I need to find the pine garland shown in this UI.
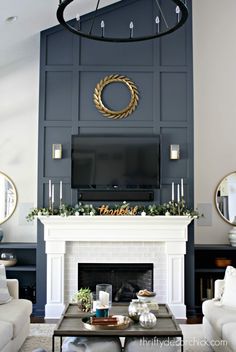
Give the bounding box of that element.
[26,200,199,222]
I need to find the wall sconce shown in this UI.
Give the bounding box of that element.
[52,144,62,159]
[170,144,180,160]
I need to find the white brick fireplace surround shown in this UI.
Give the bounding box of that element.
[39,216,192,319]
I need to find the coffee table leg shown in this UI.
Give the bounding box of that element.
[60,336,63,352]
[52,335,55,352]
[181,336,184,352]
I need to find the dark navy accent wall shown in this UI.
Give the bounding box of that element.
[36,0,194,316]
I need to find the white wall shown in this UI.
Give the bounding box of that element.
[0,35,39,242]
[193,0,236,243]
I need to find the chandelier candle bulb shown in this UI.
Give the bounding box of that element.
[172,182,175,201]
[181,178,184,198]
[129,21,134,38]
[155,16,160,34]
[76,14,80,30]
[176,6,180,22]
[177,184,180,202]
[101,20,105,37]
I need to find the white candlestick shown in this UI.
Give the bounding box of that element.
[52,184,54,204]
[177,184,180,202]
[99,290,109,307]
[49,180,52,198]
[171,182,174,201]
[181,178,184,198]
[60,181,63,200]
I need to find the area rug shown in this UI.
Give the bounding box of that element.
[20,324,58,352]
[20,323,212,352]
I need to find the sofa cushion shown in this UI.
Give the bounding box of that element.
[0,264,12,304]
[0,320,13,350]
[222,323,236,352]
[221,266,236,308]
[202,299,236,337]
[0,299,32,338]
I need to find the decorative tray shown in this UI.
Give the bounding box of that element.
[82,315,131,331]
[0,259,17,267]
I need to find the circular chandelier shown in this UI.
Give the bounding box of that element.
[57,0,189,43]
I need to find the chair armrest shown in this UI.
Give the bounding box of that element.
[214,279,224,299]
[7,279,19,299]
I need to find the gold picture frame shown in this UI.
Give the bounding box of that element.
[93,74,139,120]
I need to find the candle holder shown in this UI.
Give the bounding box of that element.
[96,284,112,308]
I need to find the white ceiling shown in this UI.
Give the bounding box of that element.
[0,0,119,67]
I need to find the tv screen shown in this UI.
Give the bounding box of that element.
[71,135,160,189]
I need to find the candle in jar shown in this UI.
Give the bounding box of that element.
[60,181,63,200]
[181,178,184,198]
[177,184,180,202]
[171,182,174,201]
[99,290,109,307]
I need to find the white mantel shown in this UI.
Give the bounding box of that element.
[39,216,193,319]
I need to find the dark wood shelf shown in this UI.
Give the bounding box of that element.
[195,268,226,273]
[0,242,37,249]
[195,244,235,251]
[194,244,236,310]
[6,265,36,272]
[0,243,37,308]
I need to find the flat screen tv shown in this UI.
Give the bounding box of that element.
[71,135,160,189]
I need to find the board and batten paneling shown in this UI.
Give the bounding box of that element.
[37,0,194,316]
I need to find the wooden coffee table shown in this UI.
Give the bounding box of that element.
[52,303,183,352]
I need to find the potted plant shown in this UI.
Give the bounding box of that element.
[74,288,92,312]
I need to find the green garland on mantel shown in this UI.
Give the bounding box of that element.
[26,200,199,222]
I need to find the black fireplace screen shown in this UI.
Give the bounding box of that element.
[78,263,153,302]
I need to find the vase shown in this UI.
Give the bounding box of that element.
[128,299,149,322]
[228,227,236,247]
[0,229,3,242]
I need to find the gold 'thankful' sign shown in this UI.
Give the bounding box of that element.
[98,205,138,216]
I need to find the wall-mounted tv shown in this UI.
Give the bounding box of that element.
[71,135,160,189]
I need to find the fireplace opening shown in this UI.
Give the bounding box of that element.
[78,263,153,302]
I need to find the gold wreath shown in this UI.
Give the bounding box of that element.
[93,74,139,119]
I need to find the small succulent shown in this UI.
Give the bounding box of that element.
[74,288,92,312]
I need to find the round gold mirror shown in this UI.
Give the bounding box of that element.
[215,172,236,225]
[0,172,17,225]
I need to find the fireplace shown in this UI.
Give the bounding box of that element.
[39,216,192,319]
[78,263,153,302]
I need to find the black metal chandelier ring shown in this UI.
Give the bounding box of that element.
[57,0,188,43]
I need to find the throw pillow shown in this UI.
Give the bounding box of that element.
[0,264,12,304]
[221,266,236,307]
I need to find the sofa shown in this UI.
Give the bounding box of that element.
[0,279,32,352]
[202,278,236,352]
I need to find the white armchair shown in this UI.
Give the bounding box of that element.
[7,279,19,299]
[214,279,224,300]
[202,279,236,352]
[0,279,32,352]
